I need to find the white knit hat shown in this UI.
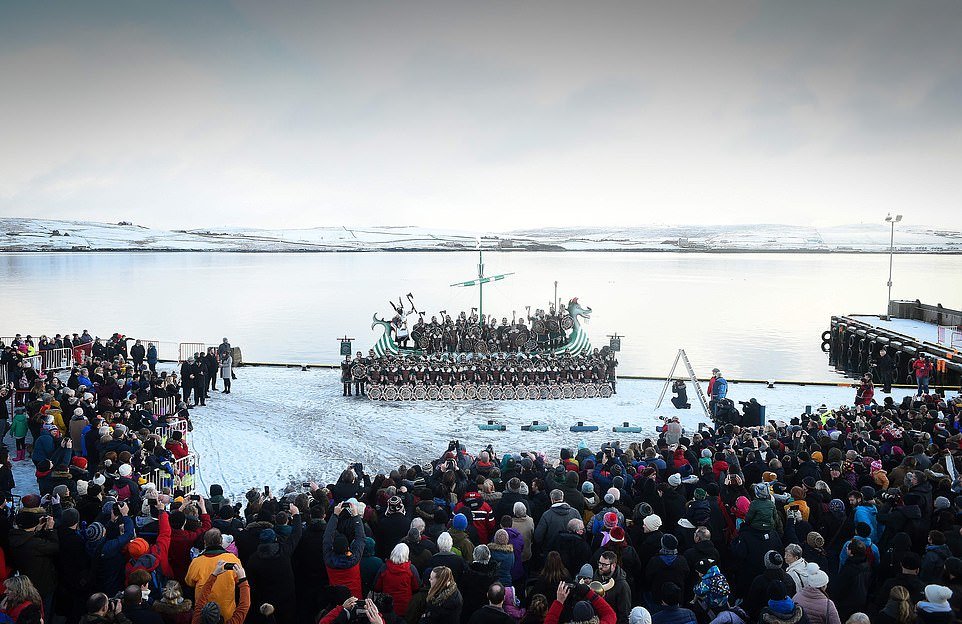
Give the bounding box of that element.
[924,585,952,606]
[804,562,829,589]
[643,514,663,531]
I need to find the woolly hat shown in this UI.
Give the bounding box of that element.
[128,538,149,558]
[762,471,777,482]
[753,483,770,499]
[452,513,468,531]
[259,528,277,544]
[494,529,509,545]
[811,451,823,463]
[73,407,84,417]
[790,486,805,501]
[577,563,594,580]
[573,602,595,622]
[61,507,80,528]
[643,514,663,532]
[71,456,88,470]
[934,496,951,511]
[901,553,922,570]
[924,585,952,606]
[607,487,620,502]
[661,533,679,552]
[806,532,825,550]
[604,492,616,505]
[86,522,106,542]
[764,550,784,569]
[804,563,829,589]
[21,494,41,510]
[694,488,707,501]
[629,607,652,624]
[608,526,625,543]
[200,602,222,624]
[603,512,619,528]
[829,499,845,515]
[76,480,89,496]
[667,473,682,487]
[582,481,595,494]
[859,485,876,501]
[387,496,405,515]
[119,464,133,478]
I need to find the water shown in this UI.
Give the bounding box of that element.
[1,251,959,381]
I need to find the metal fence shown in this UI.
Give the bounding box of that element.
[156,418,190,442]
[178,343,208,363]
[145,453,198,495]
[41,348,73,371]
[151,396,178,417]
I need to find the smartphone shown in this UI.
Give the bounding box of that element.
[190,494,201,501]
[224,562,236,570]
[264,485,270,497]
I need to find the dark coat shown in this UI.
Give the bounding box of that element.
[460,560,500,623]
[829,555,870,620]
[467,606,514,624]
[8,527,59,599]
[375,513,413,559]
[247,519,303,624]
[420,585,462,624]
[554,530,592,577]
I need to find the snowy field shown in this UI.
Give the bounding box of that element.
[7,366,939,500]
[2,218,961,253]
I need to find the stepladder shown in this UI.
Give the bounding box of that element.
[655,349,710,419]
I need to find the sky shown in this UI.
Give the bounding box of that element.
[1,1,960,231]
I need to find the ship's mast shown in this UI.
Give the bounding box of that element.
[450,239,514,326]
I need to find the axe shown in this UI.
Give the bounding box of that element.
[406,293,419,314]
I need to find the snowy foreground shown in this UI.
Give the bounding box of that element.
[2,218,962,253]
[9,366,930,500]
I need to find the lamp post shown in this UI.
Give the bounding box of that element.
[883,213,902,320]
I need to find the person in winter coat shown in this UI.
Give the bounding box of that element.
[185,529,243,621]
[730,525,783,595]
[191,561,251,624]
[758,581,810,624]
[644,534,688,604]
[920,530,951,584]
[488,529,516,586]
[467,582,515,624]
[168,499,213,583]
[0,576,43,624]
[8,511,59,610]
[448,514,475,561]
[597,551,632,624]
[851,488,879,545]
[374,543,421,617]
[87,502,137,597]
[146,343,158,373]
[420,566,462,624]
[744,551,797,620]
[219,355,232,394]
[125,510,173,586]
[461,546,501,624]
[246,507,304,624]
[324,502,367,599]
[429,533,466,582]
[376,497,414,559]
[914,584,953,624]
[746,483,776,531]
[534,491,581,553]
[454,491,496,546]
[554,519,591,577]
[152,580,193,624]
[130,341,146,371]
[828,540,870,622]
[792,564,840,624]
[545,582,615,624]
[10,410,29,462]
[165,432,189,460]
[511,503,535,565]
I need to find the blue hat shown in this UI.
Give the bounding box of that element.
[85,522,106,542]
[452,513,468,531]
[259,528,277,543]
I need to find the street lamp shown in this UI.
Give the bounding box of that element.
[883,213,902,320]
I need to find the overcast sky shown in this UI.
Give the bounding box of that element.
[1,1,960,230]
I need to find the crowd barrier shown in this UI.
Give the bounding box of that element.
[151,396,178,417]
[41,348,73,371]
[145,452,198,495]
[179,342,208,362]
[24,355,42,371]
[156,418,189,442]
[0,366,6,385]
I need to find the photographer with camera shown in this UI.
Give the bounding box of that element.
[85,500,136,598]
[8,508,58,615]
[318,596,384,624]
[545,581,615,624]
[324,500,367,599]
[81,593,132,624]
[191,560,249,624]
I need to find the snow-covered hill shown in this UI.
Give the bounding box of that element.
[1,218,960,253]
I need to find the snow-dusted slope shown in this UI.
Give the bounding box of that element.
[1,218,960,253]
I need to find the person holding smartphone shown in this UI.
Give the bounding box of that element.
[192,560,250,624]
[185,525,244,620]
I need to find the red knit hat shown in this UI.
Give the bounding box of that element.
[127,538,149,558]
[71,456,88,470]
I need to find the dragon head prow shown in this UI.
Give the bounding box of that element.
[372,313,391,330]
[568,297,592,319]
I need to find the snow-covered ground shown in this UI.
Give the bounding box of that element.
[9,366,943,501]
[2,218,961,253]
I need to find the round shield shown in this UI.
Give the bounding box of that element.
[511,333,526,348]
[518,328,530,343]
[414,385,428,400]
[547,319,561,333]
[515,386,528,400]
[418,336,430,349]
[599,383,613,398]
[461,338,474,352]
[383,386,399,401]
[477,385,491,400]
[440,385,454,400]
[501,386,515,400]
[561,316,574,330]
[530,319,545,334]
[550,385,562,400]
[367,385,382,401]
[538,385,550,399]
[465,384,478,400]
[351,363,367,379]
[490,386,503,400]
[475,341,488,354]
[453,384,465,400]
[586,384,598,398]
[427,385,441,400]
[574,383,586,399]
[399,386,413,401]
[561,384,574,399]
[524,339,538,352]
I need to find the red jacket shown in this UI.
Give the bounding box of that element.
[166,439,189,460]
[126,511,174,581]
[913,359,933,379]
[454,492,495,544]
[327,564,363,599]
[169,513,211,582]
[545,590,614,624]
[373,561,420,615]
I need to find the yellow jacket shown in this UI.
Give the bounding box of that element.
[185,551,242,619]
